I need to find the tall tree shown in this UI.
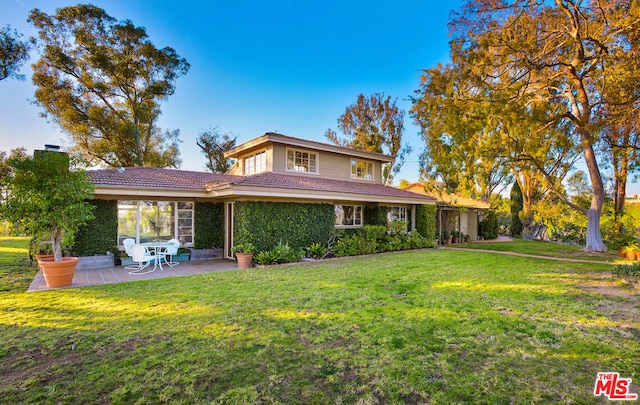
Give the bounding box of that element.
[411,63,513,201]
[0,25,30,82]
[325,93,411,185]
[196,127,237,173]
[439,0,640,252]
[510,180,523,238]
[29,4,190,168]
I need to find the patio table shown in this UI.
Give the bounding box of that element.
[140,241,173,272]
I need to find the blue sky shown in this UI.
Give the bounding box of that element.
[1,0,464,184]
[5,0,632,196]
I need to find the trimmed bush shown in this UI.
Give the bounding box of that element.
[254,242,304,265]
[71,199,118,256]
[335,225,433,257]
[416,204,437,240]
[364,205,388,226]
[234,201,334,252]
[194,202,224,248]
[479,210,499,240]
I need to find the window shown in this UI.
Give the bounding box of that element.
[334,205,362,227]
[117,201,194,247]
[177,202,194,244]
[286,148,318,173]
[387,206,407,223]
[244,151,266,175]
[351,159,373,180]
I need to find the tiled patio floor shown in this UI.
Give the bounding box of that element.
[28,259,239,292]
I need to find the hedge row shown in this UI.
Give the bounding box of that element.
[71,199,118,256]
[194,202,224,248]
[233,201,335,252]
[416,204,437,241]
[334,225,434,257]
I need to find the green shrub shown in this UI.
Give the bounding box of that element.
[364,206,388,226]
[479,210,499,239]
[194,202,224,248]
[388,220,407,235]
[416,204,437,240]
[254,242,303,265]
[612,262,640,282]
[306,242,327,259]
[334,225,433,257]
[71,199,118,256]
[234,202,334,252]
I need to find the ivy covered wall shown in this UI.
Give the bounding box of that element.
[233,201,335,252]
[71,199,118,256]
[416,204,437,241]
[194,202,224,249]
[364,205,388,227]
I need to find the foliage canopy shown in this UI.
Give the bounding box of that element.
[0,150,95,261]
[326,93,411,185]
[0,25,30,82]
[29,4,190,168]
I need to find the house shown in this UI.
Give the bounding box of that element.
[400,183,490,241]
[86,133,436,258]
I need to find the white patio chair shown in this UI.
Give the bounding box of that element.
[123,238,135,254]
[122,238,138,269]
[127,244,156,275]
[162,239,181,267]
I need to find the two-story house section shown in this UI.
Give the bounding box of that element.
[88,133,436,258]
[225,132,389,184]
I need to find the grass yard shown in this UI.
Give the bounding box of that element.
[1,238,639,404]
[456,238,622,263]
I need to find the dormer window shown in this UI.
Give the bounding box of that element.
[351,159,373,180]
[286,148,318,174]
[244,151,266,175]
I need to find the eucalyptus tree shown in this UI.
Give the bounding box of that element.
[425,0,640,251]
[0,25,30,82]
[29,4,190,168]
[325,93,411,185]
[196,127,237,173]
[411,63,512,202]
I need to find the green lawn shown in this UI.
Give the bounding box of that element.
[1,237,638,404]
[456,238,622,262]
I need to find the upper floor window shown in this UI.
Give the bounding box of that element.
[286,148,318,174]
[244,151,266,175]
[351,159,373,180]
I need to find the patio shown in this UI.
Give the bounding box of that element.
[28,258,239,292]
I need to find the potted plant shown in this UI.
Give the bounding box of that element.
[451,231,460,243]
[621,242,639,261]
[231,243,255,269]
[1,149,95,287]
[441,230,451,245]
[463,234,470,242]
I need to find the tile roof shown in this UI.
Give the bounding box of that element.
[227,172,436,201]
[89,167,435,202]
[88,167,239,190]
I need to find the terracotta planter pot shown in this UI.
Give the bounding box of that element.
[451,236,458,243]
[38,257,79,288]
[235,253,254,269]
[625,250,637,260]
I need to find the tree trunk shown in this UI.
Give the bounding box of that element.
[51,227,64,262]
[613,146,628,218]
[582,142,608,252]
